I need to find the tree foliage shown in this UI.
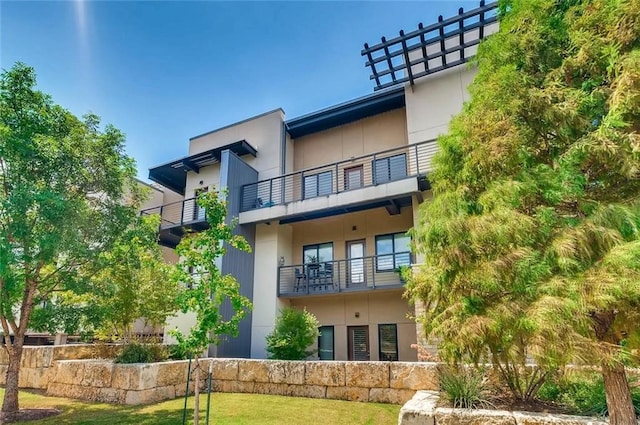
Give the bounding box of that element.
[170,190,253,357]
[30,213,178,341]
[266,307,319,360]
[406,0,640,419]
[0,63,140,413]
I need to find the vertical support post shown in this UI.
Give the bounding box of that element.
[438,16,446,67]
[418,23,429,73]
[458,8,465,61]
[335,163,339,193]
[337,261,341,292]
[159,205,164,229]
[372,154,377,186]
[181,199,186,226]
[301,171,305,200]
[372,257,376,289]
[269,178,273,205]
[479,0,486,39]
[400,30,414,87]
[382,37,396,83]
[205,361,213,425]
[415,143,420,176]
[277,266,281,296]
[364,43,382,89]
[182,356,193,425]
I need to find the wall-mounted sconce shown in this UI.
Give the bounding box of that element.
[355,312,360,318]
[279,256,285,266]
[199,180,204,185]
[352,225,357,231]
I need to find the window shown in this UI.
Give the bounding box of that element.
[303,242,333,264]
[318,326,334,360]
[375,232,411,271]
[304,171,332,198]
[378,324,398,361]
[344,166,363,190]
[373,154,407,184]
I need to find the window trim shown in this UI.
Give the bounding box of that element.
[375,232,411,272]
[318,325,335,360]
[378,323,398,362]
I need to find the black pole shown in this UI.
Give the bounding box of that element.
[205,361,213,425]
[182,355,192,425]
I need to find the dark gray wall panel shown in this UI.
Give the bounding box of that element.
[214,150,258,358]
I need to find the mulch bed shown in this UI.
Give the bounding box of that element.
[0,408,61,424]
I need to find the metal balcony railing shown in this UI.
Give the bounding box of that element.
[240,140,437,213]
[277,253,411,297]
[140,197,206,229]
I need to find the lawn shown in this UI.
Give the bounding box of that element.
[1,389,400,424]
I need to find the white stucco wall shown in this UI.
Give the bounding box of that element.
[250,223,291,358]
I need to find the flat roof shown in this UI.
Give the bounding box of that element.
[285,86,405,139]
[148,140,257,195]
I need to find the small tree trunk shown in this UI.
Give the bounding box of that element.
[2,340,24,414]
[602,362,636,425]
[194,364,200,425]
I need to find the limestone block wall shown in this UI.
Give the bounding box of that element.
[0,344,121,390]
[45,359,440,405]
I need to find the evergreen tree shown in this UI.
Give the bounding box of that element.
[407,1,640,422]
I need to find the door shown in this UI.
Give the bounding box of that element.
[344,165,363,190]
[348,326,370,361]
[347,240,365,286]
[194,187,208,221]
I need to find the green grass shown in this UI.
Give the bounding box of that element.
[2,389,400,424]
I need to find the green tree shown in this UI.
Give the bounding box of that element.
[170,190,252,356]
[406,0,640,422]
[88,214,177,341]
[31,214,178,342]
[266,307,319,360]
[170,190,252,425]
[0,63,140,414]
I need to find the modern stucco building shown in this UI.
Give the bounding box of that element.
[142,2,498,362]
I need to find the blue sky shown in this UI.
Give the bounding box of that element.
[2,0,475,180]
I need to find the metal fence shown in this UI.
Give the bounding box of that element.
[277,254,410,297]
[241,140,437,212]
[140,197,205,229]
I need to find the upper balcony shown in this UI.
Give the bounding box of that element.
[140,197,209,248]
[239,140,436,224]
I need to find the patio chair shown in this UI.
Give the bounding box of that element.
[294,268,306,292]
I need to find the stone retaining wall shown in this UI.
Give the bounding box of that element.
[0,344,120,389]
[45,359,440,405]
[399,391,609,425]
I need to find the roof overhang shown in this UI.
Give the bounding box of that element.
[285,87,405,138]
[148,140,257,195]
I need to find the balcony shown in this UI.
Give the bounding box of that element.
[277,254,410,297]
[140,197,209,248]
[239,140,436,224]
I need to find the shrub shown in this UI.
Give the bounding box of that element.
[538,371,640,417]
[114,343,168,364]
[266,307,319,360]
[438,365,490,409]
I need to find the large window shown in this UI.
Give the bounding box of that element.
[375,232,410,271]
[304,171,332,199]
[303,242,333,264]
[378,324,398,361]
[373,154,407,184]
[318,326,334,360]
